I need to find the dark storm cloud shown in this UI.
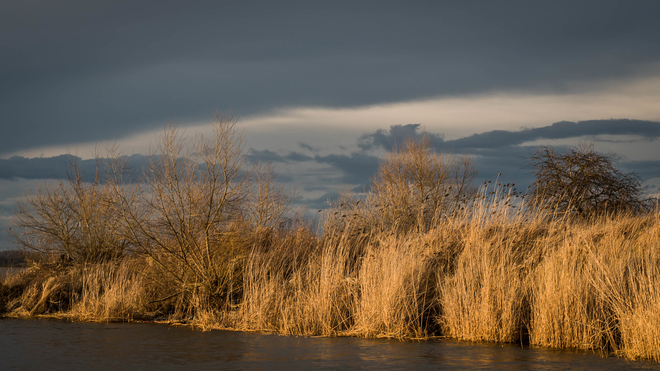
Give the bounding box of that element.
[298,143,317,153]
[248,148,379,185]
[358,124,445,151]
[0,155,91,180]
[3,0,660,155]
[361,120,660,152]
[247,149,313,164]
[622,160,660,180]
[314,153,380,184]
[247,150,287,164]
[0,154,149,181]
[448,120,660,150]
[286,152,313,162]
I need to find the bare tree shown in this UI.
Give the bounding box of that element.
[527,142,648,217]
[106,114,294,310]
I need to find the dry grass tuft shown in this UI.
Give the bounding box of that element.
[69,259,147,321]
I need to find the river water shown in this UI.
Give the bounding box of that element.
[1,318,658,370]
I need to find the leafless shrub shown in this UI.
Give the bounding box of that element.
[9,156,127,264]
[528,142,648,218]
[246,163,295,231]
[106,113,294,312]
[326,135,477,234]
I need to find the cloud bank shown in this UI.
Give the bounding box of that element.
[2,118,659,249]
[3,1,660,155]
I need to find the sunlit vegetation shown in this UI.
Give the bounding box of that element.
[1,116,659,362]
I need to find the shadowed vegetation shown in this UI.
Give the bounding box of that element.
[2,120,660,362]
[528,142,653,218]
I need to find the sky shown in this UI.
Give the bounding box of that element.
[2,0,660,248]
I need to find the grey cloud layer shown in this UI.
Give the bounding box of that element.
[248,150,379,186]
[0,155,94,180]
[0,154,148,181]
[5,120,659,187]
[360,119,660,184]
[448,120,660,150]
[250,119,660,190]
[359,119,660,152]
[3,1,660,155]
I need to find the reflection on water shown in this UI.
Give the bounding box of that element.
[0,318,657,370]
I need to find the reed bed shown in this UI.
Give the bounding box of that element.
[2,206,659,361]
[0,258,147,321]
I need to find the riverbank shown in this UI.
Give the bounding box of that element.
[2,212,659,362]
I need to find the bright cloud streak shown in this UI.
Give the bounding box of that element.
[8,74,660,160]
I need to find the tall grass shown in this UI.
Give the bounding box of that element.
[353,233,440,339]
[0,258,147,321]
[70,259,148,321]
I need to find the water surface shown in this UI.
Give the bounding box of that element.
[1,318,657,370]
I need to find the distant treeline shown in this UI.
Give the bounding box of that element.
[0,250,32,267]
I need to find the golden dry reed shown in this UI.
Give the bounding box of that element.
[4,198,659,361]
